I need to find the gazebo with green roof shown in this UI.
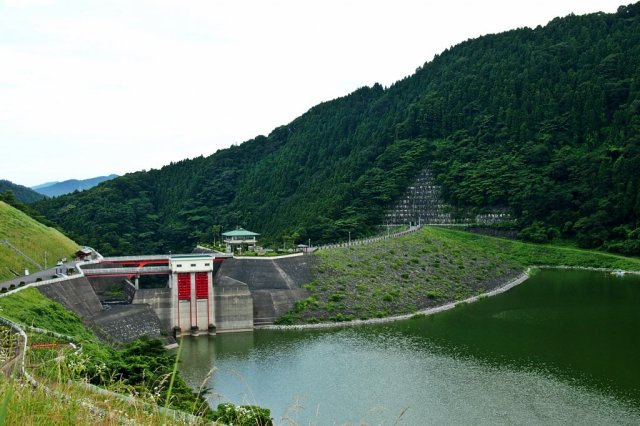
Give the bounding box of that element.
[222,228,260,253]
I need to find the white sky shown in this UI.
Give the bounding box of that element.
[0,0,623,187]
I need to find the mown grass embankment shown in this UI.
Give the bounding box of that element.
[0,201,79,281]
[277,226,640,324]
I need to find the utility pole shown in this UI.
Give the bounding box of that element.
[44,251,47,269]
[348,231,351,245]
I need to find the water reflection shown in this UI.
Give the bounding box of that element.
[178,270,640,424]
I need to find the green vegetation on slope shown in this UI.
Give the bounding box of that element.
[0,180,45,203]
[0,201,79,281]
[0,376,202,425]
[278,227,640,324]
[0,289,274,424]
[431,227,640,270]
[0,288,210,417]
[36,4,640,256]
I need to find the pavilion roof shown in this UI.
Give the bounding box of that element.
[222,228,260,237]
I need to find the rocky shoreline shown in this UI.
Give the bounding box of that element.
[257,269,531,331]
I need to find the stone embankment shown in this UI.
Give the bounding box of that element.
[258,270,530,331]
[383,168,512,226]
[384,169,456,225]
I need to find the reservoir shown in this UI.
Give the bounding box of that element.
[178,269,640,424]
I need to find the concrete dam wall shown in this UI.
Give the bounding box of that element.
[35,254,313,340]
[38,276,166,343]
[129,254,312,334]
[217,256,312,326]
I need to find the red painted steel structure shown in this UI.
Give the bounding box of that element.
[177,273,191,300]
[195,272,210,326]
[177,273,191,329]
[195,273,208,298]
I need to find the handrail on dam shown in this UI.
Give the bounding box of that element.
[101,254,170,262]
[82,266,171,277]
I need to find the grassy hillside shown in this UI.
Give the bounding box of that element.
[278,227,640,324]
[0,201,79,281]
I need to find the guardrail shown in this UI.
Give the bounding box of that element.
[82,266,171,276]
[0,315,37,386]
[317,225,423,250]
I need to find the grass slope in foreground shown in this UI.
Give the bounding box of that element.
[0,201,79,281]
[279,227,640,324]
[0,288,273,425]
[0,288,211,423]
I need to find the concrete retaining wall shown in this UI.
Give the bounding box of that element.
[90,304,165,343]
[132,288,172,331]
[214,275,254,332]
[35,276,168,344]
[37,276,103,319]
[217,256,312,326]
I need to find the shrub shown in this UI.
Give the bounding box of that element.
[274,314,294,325]
[426,291,444,299]
[329,292,345,302]
[213,403,273,426]
[330,313,354,322]
[8,284,15,290]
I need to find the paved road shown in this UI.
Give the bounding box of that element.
[0,260,82,290]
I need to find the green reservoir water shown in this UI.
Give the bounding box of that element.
[178,269,640,424]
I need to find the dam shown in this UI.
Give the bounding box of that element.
[78,252,312,338]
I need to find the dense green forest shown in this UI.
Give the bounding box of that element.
[36,3,640,256]
[0,179,45,203]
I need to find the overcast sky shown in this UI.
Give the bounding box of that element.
[0,0,624,187]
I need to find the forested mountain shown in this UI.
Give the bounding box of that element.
[36,4,640,256]
[0,180,46,203]
[32,174,119,197]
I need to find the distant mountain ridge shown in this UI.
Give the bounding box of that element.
[32,174,118,197]
[32,181,60,190]
[0,179,45,203]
